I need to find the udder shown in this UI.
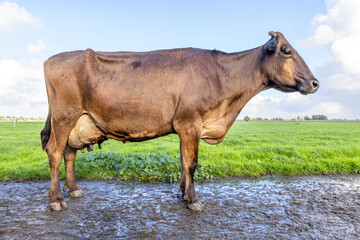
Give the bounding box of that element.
[68,114,106,152]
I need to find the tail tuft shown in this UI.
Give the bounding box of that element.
[41,113,52,150]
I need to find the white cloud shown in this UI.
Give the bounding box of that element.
[27,40,46,54]
[327,72,360,91]
[239,93,350,120]
[0,58,47,117]
[302,24,335,47]
[294,0,360,119]
[307,101,347,116]
[239,93,306,119]
[303,0,360,76]
[0,1,40,36]
[0,2,45,116]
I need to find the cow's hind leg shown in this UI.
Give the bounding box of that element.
[63,145,83,198]
[176,121,204,211]
[45,121,74,211]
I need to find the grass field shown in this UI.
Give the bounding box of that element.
[0,121,359,181]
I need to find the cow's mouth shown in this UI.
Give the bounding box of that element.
[268,79,298,93]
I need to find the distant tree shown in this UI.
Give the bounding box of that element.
[312,114,328,120]
[244,116,250,121]
[272,117,284,121]
[304,116,311,120]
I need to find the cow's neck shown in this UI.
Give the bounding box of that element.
[216,46,267,121]
[201,47,268,144]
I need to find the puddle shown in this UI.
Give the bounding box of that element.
[1,175,360,239]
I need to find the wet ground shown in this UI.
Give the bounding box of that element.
[1,175,360,240]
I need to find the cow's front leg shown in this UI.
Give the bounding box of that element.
[63,145,83,198]
[177,123,204,211]
[179,145,187,198]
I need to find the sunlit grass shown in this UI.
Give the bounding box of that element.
[0,121,359,181]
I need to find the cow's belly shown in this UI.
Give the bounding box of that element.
[104,121,174,143]
[82,82,178,142]
[91,113,173,142]
[68,114,175,149]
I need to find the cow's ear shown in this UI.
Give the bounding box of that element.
[265,37,277,54]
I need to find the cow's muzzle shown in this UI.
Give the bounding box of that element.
[298,78,320,95]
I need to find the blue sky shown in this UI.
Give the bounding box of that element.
[1,0,359,119]
[2,1,326,59]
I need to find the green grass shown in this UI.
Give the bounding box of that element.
[0,121,359,181]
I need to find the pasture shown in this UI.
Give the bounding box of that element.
[0,121,359,181]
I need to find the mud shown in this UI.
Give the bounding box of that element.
[1,175,360,239]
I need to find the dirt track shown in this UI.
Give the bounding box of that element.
[1,175,360,239]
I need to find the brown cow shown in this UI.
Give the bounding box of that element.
[41,31,319,211]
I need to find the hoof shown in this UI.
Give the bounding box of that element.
[69,189,84,198]
[188,201,205,211]
[49,200,68,211]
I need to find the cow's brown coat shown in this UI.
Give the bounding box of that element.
[41,32,319,211]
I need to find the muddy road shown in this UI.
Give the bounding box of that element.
[1,175,360,239]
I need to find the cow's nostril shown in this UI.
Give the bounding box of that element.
[312,79,319,89]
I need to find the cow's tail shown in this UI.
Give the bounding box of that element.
[41,111,51,150]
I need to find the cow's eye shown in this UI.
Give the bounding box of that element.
[281,45,291,57]
[283,49,291,55]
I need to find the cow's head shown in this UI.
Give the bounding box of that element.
[262,31,319,95]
